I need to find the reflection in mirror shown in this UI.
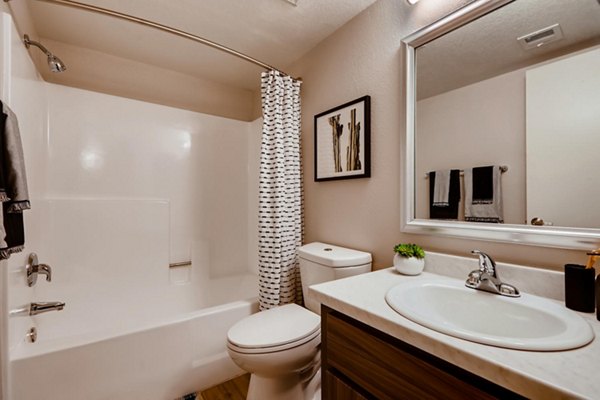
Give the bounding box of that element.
[415,0,600,228]
[414,0,600,229]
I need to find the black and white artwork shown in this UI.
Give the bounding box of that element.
[314,95,370,181]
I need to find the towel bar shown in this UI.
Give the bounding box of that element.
[425,165,508,178]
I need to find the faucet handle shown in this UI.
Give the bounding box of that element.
[26,253,52,287]
[38,263,52,282]
[471,250,496,276]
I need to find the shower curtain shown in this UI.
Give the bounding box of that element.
[258,70,303,311]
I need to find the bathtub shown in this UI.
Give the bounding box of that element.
[10,296,258,400]
[7,199,260,399]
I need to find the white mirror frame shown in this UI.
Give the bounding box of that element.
[401,0,600,250]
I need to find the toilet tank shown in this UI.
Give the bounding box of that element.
[298,242,372,314]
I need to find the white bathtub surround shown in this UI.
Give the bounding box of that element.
[45,83,254,279]
[309,252,600,399]
[258,70,303,310]
[1,57,262,397]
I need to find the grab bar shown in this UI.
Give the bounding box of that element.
[169,261,191,268]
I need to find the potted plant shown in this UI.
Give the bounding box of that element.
[393,243,425,275]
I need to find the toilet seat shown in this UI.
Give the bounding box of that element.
[227,303,320,354]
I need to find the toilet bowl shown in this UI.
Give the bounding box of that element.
[227,304,321,399]
[226,242,372,400]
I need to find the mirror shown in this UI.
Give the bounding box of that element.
[401,0,600,249]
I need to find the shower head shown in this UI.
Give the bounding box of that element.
[23,34,67,73]
[46,53,67,73]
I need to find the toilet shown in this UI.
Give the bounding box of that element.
[227,242,372,400]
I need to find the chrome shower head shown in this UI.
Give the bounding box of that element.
[23,34,67,73]
[46,54,67,73]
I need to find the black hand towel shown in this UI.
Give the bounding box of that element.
[429,169,460,219]
[464,166,504,223]
[472,166,494,204]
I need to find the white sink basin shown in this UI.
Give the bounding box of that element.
[385,277,594,351]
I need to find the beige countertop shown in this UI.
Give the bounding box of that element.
[309,253,600,399]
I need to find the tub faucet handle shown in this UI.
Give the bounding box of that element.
[26,253,52,287]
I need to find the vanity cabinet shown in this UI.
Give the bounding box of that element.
[321,306,524,400]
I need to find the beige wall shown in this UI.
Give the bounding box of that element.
[289,0,585,271]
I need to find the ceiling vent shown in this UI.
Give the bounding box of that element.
[517,23,564,50]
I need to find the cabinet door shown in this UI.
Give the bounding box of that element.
[322,307,521,400]
[324,371,369,400]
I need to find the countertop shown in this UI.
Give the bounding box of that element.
[309,255,600,399]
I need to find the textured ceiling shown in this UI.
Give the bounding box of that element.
[24,0,379,90]
[417,0,600,99]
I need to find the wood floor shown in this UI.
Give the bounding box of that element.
[198,374,250,400]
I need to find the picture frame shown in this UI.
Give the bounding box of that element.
[314,95,371,181]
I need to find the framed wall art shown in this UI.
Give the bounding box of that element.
[314,95,370,181]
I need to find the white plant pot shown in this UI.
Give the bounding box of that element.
[393,254,425,276]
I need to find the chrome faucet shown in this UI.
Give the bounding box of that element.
[465,250,520,297]
[10,301,66,317]
[29,301,65,316]
[26,253,52,287]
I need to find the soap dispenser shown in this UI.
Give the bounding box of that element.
[590,249,600,321]
[564,263,595,312]
[597,271,600,321]
[564,248,600,314]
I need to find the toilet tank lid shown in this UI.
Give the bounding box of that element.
[298,242,372,267]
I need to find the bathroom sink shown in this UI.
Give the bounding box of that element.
[385,277,594,351]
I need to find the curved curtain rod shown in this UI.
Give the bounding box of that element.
[5,0,300,80]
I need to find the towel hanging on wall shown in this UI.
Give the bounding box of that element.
[429,169,461,219]
[464,165,503,223]
[0,100,30,259]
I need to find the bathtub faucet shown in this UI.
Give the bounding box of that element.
[29,301,65,316]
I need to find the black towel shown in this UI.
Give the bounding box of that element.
[472,166,494,204]
[1,208,24,256]
[0,100,30,259]
[429,169,460,219]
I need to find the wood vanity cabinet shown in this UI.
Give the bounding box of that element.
[321,306,525,400]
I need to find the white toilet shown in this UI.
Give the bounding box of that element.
[227,242,372,400]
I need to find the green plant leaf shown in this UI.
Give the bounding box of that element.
[393,243,425,259]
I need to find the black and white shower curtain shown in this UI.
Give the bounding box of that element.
[258,70,303,311]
